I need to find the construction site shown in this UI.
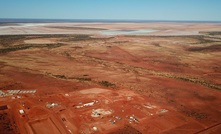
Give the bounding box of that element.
[0,87,214,134]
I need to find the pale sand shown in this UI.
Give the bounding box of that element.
[0,22,221,36]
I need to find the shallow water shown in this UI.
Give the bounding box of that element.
[101,29,158,35]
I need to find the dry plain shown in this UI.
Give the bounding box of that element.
[0,22,221,134]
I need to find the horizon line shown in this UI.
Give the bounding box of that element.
[0,18,221,23]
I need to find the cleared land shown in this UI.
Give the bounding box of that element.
[0,23,221,134]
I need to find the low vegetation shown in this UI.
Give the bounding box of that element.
[98,81,116,87]
[187,44,221,52]
[200,31,221,36]
[181,110,208,120]
[0,43,65,53]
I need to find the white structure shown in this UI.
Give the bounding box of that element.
[46,103,59,108]
[93,126,98,131]
[91,109,112,117]
[0,90,6,97]
[83,102,95,107]
[19,109,25,114]
[75,100,98,108]
[8,90,20,94]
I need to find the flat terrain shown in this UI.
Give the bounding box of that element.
[0,22,221,35]
[0,23,221,134]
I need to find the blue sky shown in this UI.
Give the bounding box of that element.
[0,0,221,21]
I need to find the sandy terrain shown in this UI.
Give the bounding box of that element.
[0,22,221,35]
[0,23,221,134]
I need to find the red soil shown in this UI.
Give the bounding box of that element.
[0,31,221,133]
